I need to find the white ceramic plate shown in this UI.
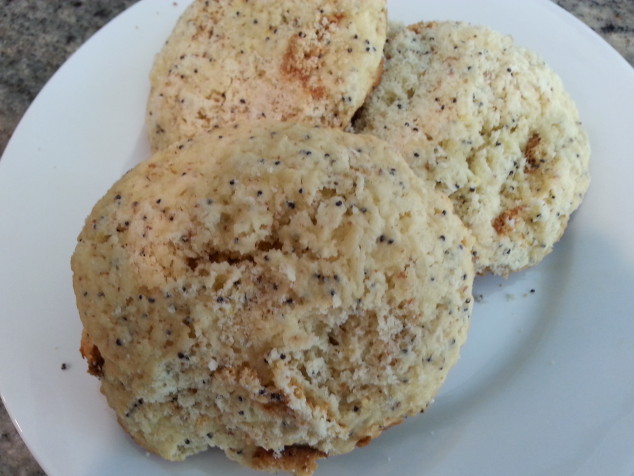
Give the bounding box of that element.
[1,1,633,475]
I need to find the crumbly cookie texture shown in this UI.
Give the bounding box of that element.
[354,21,590,276]
[146,0,387,151]
[72,121,474,475]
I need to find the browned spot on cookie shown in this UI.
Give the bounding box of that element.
[261,393,290,413]
[80,331,104,377]
[281,36,326,99]
[356,436,372,447]
[280,13,347,101]
[407,21,445,39]
[492,206,524,236]
[385,418,404,429]
[252,445,326,476]
[308,84,327,100]
[524,132,543,173]
[324,12,345,26]
[191,22,213,42]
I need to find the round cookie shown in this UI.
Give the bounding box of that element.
[354,21,591,276]
[146,0,387,151]
[72,121,474,475]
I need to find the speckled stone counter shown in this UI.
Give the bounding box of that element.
[0,1,633,475]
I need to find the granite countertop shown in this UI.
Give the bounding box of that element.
[0,1,633,475]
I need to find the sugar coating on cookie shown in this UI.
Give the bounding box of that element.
[146,0,387,151]
[354,21,590,276]
[72,121,474,475]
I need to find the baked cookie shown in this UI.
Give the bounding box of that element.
[146,0,387,151]
[72,121,474,475]
[354,21,590,276]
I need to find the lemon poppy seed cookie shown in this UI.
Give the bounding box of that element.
[72,121,474,475]
[354,21,590,276]
[146,0,387,151]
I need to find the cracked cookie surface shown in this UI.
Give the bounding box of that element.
[146,0,387,151]
[72,120,474,475]
[354,21,590,275]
